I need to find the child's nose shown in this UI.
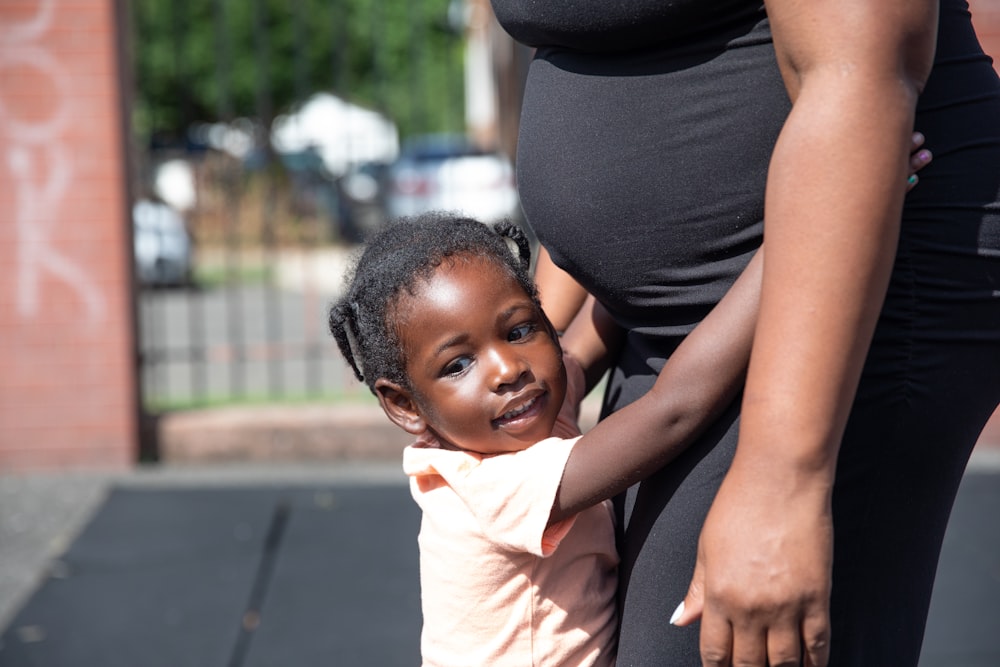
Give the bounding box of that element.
[488,348,528,391]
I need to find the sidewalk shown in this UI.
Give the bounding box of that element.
[0,462,419,667]
[1,409,998,666]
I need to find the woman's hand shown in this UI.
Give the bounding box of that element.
[672,462,834,666]
[907,132,932,190]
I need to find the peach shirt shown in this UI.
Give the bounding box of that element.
[402,355,619,666]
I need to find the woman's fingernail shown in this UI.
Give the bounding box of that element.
[908,174,918,186]
[913,131,924,143]
[918,149,931,162]
[670,600,685,625]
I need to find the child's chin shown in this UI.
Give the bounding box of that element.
[500,422,558,451]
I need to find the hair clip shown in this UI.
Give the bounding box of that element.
[345,302,366,381]
[503,236,521,263]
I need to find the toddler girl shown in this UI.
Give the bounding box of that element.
[329,213,759,666]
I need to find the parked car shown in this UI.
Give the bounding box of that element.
[385,134,520,223]
[254,147,388,243]
[133,198,193,287]
[275,147,343,233]
[336,160,391,242]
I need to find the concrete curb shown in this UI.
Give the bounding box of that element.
[159,403,410,463]
[157,399,606,463]
[156,398,1000,466]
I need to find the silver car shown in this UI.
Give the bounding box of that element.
[385,134,520,223]
[133,198,193,287]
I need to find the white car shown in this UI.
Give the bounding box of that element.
[133,198,193,287]
[385,135,520,223]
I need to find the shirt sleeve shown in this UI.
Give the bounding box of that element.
[404,436,583,557]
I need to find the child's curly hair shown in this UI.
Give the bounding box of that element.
[328,212,539,393]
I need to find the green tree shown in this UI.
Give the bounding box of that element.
[132,0,466,146]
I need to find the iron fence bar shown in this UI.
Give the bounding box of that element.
[214,0,247,400]
[371,0,387,113]
[183,292,207,402]
[212,0,234,121]
[169,0,193,136]
[444,8,461,133]
[132,1,154,406]
[293,0,308,108]
[332,0,349,97]
[252,0,273,129]
[253,0,285,399]
[169,0,209,402]
[141,295,166,402]
[408,0,427,134]
[291,0,327,397]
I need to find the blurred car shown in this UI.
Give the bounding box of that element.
[385,134,520,223]
[133,198,193,287]
[336,160,391,242]
[275,147,343,232]
[253,147,387,243]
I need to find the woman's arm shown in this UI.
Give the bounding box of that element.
[549,251,762,523]
[535,245,589,333]
[672,2,938,666]
[539,241,622,391]
[559,294,623,392]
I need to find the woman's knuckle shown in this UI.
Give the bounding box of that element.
[701,647,730,666]
[805,634,830,653]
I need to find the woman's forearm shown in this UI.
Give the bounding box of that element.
[739,82,915,476]
[737,0,937,477]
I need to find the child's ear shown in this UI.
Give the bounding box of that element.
[374,379,427,435]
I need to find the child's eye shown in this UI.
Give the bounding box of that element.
[442,357,472,377]
[508,323,537,342]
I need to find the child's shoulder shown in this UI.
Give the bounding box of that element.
[403,436,481,474]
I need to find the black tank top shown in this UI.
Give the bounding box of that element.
[492,0,999,415]
[496,0,782,410]
[492,0,763,53]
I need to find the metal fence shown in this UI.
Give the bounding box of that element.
[130,0,514,413]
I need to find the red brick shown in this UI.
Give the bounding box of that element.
[0,0,136,471]
[970,0,1000,71]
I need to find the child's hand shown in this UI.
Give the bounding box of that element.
[907,131,932,191]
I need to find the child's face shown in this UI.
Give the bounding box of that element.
[391,255,567,455]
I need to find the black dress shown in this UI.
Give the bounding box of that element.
[492,0,1000,664]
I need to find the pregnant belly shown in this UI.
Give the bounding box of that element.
[517,39,788,334]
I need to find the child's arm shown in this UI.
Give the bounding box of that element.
[549,250,762,524]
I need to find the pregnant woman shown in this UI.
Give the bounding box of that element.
[490,0,1000,664]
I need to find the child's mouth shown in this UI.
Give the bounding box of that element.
[493,393,545,429]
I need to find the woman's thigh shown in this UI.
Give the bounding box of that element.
[615,246,1000,666]
[615,403,739,664]
[828,237,1000,664]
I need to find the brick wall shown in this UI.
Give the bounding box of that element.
[970,0,1000,71]
[0,0,136,470]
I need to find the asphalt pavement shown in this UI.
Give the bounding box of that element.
[1,447,998,666]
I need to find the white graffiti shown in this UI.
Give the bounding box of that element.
[2,0,107,328]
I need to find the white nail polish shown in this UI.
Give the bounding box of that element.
[670,600,685,625]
